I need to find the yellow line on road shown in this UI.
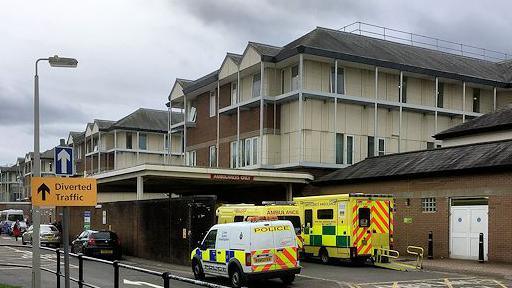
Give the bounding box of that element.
[392,282,398,288]
[444,278,453,288]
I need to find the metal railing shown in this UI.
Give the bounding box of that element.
[340,21,510,62]
[0,244,228,288]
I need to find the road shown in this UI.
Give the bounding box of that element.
[0,236,509,288]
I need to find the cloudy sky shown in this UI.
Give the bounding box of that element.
[1,0,511,165]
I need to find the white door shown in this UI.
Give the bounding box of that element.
[450,205,488,260]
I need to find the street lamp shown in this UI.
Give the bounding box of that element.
[33,55,77,288]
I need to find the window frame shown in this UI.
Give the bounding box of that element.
[291,65,299,91]
[437,82,444,108]
[401,76,407,103]
[317,209,334,220]
[186,150,196,167]
[473,88,480,113]
[330,66,345,94]
[367,136,375,158]
[335,133,344,164]
[421,197,437,213]
[209,145,217,167]
[378,138,385,156]
[231,82,237,106]
[202,229,217,250]
[209,91,216,117]
[346,135,354,165]
[252,73,261,98]
[358,208,371,227]
[230,141,238,168]
[138,133,147,150]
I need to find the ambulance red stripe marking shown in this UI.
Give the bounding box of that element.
[371,217,386,234]
[371,206,389,230]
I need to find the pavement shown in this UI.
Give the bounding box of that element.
[0,236,510,288]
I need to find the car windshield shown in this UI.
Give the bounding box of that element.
[92,232,117,240]
[8,214,23,222]
[40,225,57,232]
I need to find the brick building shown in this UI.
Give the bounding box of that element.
[313,106,512,263]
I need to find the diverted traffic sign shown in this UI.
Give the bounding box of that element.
[55,146,74,176]
[31,177,97,207]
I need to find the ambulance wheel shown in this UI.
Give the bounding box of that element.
[280,273,295,285]
[192,260,205,280]
[319,248,330,264]
[229,266,245,288]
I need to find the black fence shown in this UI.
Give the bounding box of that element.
[0,244,228,288]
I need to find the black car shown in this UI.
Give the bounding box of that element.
[71,230,122,259]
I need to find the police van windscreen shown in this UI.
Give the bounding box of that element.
[277,216,301,235]
[7,214,23,222]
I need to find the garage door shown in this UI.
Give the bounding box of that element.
[450,204,488,260]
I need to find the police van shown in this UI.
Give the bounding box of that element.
[191,220,301,288]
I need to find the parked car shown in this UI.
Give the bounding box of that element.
[22,224,61,247]
[71,230,121,260]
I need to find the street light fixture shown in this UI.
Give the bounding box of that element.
[33,55,77,288]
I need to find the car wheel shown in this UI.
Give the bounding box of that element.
[280,273,295,285]
[229,266,245,288]
[192,260,205,281]
[319,248,330,264]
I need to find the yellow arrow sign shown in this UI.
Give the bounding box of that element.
[31,177,97,207]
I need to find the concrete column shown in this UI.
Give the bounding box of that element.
[136,176,143,200]
[374,67,378,157]
[298,54,304,163]
[286,183,293,201]
[236,69,240,168]
[98,132,101,173]
[217,80,220,167]
[435,77,439,134]
[462,81,466,122]
[259,62,264,166]
[334,59,338,162]
[398,71,403,153]
[114,131,117,170]
[493,87,497,111]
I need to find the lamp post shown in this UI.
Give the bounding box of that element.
[33,55,77,288]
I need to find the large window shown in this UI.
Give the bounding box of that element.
[209,145,217,167]
[346,135,354,165]
[186,150,196,167]
[401,76,408,103]
[378,138,385,156]
[231,82,237,105]
[330,66,345,94]
[335,133,344,164]
[422,198,437,213]
[291,65,299,91]
[473,88,480,113]
[230,141,238,168]
[252,73,261,98]
[437,82,444,108]
[317,209,334,220]
[243,137,258,166]
[209,91,216,117]
[126,133,133,149]
[139,133,147,150]
[367,136,375,158]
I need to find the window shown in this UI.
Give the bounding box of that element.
[126,133,133,149]
[209,145,217,167]
[164,135,169,151]
[230,141,238,168]
[202,229,217,249]
[187,104,197,122]
[233,216,244,222]
[76,146,82,159]
[378,138,385,156]
[346,135,354,164]
[231,82,237,105]
[330,66,345,94]
[278,216,301,235]
[209,91,216,117]
[473,88,480,113]
[401,76,407,103]
[304,209,313,229]
[186,150,196,167]
[317,209,334,220]
[139,133,147,150]
[358,208,371,227]
[242,137,258,166]
[281,69,285,94]
[367,136,375,158]
[252,73,261,98]
[335,133,344,164]
[93,138,98,152]
[422,198,436,212]
[291,65,299,91]
[427,142,435,150]
[437,82,444,108]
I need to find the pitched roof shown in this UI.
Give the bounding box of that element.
[227,53,243,65]
[435,105,512,140]
[182,70,219,94]
[95,119,115,130]
[176,78,192,88]
[0,165,18,172]
[315,140,512,185]
[108,108,181,133]
[248,42,282,58]
[68,131,85,144]
[273,27,508,87]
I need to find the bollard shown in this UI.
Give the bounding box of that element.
[113,261,120,288]
[162,272,170,288]
[78,254,84,288]
[56,249,61,288]
[427,231,433,259]
[479,233,484,263]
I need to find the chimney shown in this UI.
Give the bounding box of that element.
[60,138,66,146]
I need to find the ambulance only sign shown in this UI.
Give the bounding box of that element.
[31,177,97,207]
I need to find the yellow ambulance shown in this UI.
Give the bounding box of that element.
[294,193,394,264]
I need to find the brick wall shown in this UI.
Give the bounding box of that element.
[313,171,512,263]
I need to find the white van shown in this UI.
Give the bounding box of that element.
[0,210,26,234]
[191,220,301,288]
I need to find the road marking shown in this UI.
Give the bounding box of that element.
[391,282,398,288]
[493,280,507,288]
[444,278,453,288]
[358,276,476,285]
[298,274,352,288]
[0,267,30,270]
[2,237,11,240]
[123,279,164,288]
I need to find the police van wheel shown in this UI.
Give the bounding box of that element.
[229,267,245,288]
[280,273,295,285]
[319,248,330,264]
[192,260,205,280]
